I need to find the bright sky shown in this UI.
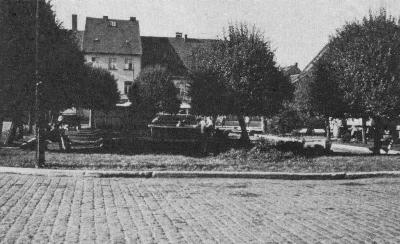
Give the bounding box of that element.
[52,0,400,69]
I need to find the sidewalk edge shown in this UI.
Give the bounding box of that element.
[1,167,400,180]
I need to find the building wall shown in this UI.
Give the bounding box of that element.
[84,53,141,101]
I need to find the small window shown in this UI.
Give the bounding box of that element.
[124,58,133,70]
[109,20,117,27]
[108,58,117,70]
[90,57,99,67]
[124,81,133,94]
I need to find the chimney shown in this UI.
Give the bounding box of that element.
[175,32,182,38]
[130,17,136,22]
[72,14,77,31]
[184,34,188,41]
[103,16,108,20]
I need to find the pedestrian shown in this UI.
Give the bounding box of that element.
[245,116,250,128]
[382,127,393,153]
[205,116,214,136]
[197,117,207,154]
[350,125,357,141]
[56,112,64,128]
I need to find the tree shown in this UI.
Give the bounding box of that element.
[79,65,120,111]
[189,44,230,121]
[309,58,348,139]
[190,23,293,143]
[128,65,180,122]
[323,10,400,154]
[0,0,87,145]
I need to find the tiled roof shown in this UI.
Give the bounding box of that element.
[167,37,213,70]
[293,44,329,83]
[302,44,329,73]
[141,36,187,76]
[83,17,142,55]
[141,36,213,76]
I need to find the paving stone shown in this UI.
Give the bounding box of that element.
[0,174,399,243]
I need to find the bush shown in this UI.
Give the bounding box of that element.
[255,138,304,153]
[218,139,301,163]
[218,147,296,163]
[217,137,330,164]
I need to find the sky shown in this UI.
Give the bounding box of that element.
[52,0,400,70]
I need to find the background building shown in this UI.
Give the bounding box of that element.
[74,14,142,104]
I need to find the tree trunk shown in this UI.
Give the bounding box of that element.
[36,113,46,167]
[89,109,93,128]
[361,117,367,144]
[212,116,217,129]
[372,117,382,155]
[237,114,250,144]
[325,117,331,140]
[0,116,3,145]
[340,118,347,138]
[28,111,34,134]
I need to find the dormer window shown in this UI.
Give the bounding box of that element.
[109,20,117,27]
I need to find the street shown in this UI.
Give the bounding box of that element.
[0,174,399,243]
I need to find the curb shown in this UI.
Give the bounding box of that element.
[151,171,347,180]
[1,167,400,180]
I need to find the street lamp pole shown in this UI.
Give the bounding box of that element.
[34,0,44,167]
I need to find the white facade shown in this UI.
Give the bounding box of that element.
[85,53,141,101]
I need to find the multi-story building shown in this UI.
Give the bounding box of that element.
[72,14,213,127]
[73,14,142,104]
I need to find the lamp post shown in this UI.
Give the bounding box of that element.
[34,0,45,167]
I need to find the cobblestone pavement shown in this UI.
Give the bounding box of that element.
[0,174,400,243]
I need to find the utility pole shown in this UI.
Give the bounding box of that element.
[35,0,45,167]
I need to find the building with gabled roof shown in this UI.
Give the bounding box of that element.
[74,15,142,104]
[83,17,142,55]
[291,44,329,84]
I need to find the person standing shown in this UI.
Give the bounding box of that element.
[199,117,207,154]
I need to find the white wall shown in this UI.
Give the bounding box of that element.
[84,53,141,100]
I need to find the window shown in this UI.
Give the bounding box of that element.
[124,81,133,94]
[124,58,133,70]
[108,57,117,70]
[109,20,117,27]
[90,57,100,67]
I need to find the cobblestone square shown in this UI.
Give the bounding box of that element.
[0,174,400,243]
